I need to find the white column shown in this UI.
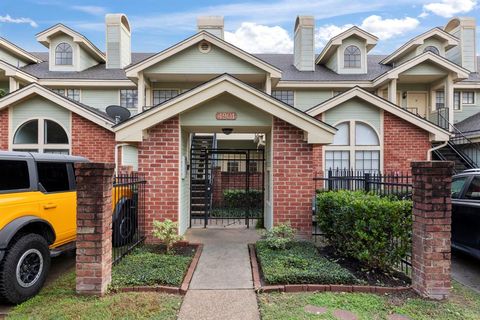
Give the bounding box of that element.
[265,74,272,94]
[9,77,19,92]
[387,78,397,105]
[145,80,152,108]
[445,74,454,127]
[137,73,145,114]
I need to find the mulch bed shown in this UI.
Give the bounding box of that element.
[318,246,411,287]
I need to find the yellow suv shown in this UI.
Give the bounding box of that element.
[0,151,138,304]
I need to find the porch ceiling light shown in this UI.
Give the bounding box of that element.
[222,128,233,135]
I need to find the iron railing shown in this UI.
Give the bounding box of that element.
[312,169,413,276]
[112,173,146,265]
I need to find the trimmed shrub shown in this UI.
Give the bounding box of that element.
[316,190,412,271]
[223,189,262,208]
[256,240,358,285]
[263,223,295,250]
[152,219,184,254]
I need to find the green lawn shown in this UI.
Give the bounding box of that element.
[258,282,480,320]
[8,271,182,320]
[111,245,195,288]
[256,240,358,285]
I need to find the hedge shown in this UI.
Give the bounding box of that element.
[316,190,412,271]
[223,189,262,208]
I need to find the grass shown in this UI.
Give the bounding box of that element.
[8,271,182,320]
[111,245,195,288]
[256,240,358,285]
[258,282,480,320]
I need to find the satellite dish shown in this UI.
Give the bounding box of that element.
[106,105,131,124]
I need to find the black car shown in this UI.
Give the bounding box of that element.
[451,169,480,259]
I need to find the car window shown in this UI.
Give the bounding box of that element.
[37,162,70,193]
[464,176,480,200]
[451,177,468,199]
[0,160,30,191]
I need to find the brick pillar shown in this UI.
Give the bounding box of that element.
[75,162,115,296]
[411,161,453,300]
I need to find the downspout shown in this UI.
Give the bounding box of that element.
[427,141,448,161]
[115,143,131,174]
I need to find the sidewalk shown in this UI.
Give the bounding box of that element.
[178,228,260,320]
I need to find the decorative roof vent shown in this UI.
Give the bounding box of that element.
[198,41,211,53]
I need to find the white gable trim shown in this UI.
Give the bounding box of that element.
[373,51,470,87]
[0,37,42,64]
[0,60,38,83]
[380,28,459,65]
[36,24,105,62]
[0,83,114,131]
[125,31,282,79]
[316,26,378,65]
[114,74,335,143]
[307,87,450,142]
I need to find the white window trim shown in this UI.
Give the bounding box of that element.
[51,88,82,102]
[119,89,139,110]
[461,91,475,105]
[55,42,74,66]
[152,88,181,106]
[323,119,383,173]
[11,117,71,154]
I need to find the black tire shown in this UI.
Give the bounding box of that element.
[112,199,138,247]
[0,234,51,304]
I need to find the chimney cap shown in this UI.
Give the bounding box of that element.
[197,16,224,29]
[295,16,315,32]
[105,13,131,32]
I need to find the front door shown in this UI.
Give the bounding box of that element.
[407,92,428,117]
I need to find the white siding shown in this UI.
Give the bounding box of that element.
[0,49,29,68]
[179,129,190,235]
[121,145,138,170]
[462,28,476,72]
[324,98,381,131]
[81,89,119,111]
[294,27,315,71]
[337,37,368,74]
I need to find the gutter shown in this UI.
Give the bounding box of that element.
[427,141,448,160]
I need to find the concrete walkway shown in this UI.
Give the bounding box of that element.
[178,228,261,320]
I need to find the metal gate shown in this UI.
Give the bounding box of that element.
[190,147,264,228]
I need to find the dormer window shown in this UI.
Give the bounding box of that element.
[55,43,73,65]
[344,45,361,68]
[423,46,439,55]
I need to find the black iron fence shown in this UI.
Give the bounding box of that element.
[112,173,146,265]
[312,169,413,276]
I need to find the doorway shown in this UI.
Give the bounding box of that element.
[407,92,428,117]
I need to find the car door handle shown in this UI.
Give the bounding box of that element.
[43,203,57,210]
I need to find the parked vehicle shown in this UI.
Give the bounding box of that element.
[451,169,480,259]
[0,151,136,303]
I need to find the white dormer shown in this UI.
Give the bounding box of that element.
[316,26,378,75]
[380,28,459,66]
[36,24,105,72]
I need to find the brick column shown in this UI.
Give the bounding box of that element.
[411,161,453,300]
[75,162,115,296]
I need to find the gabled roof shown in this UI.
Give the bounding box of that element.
[0,37,42,64]
[115,74,336,143]
[373,51,470,87]
[380,28,459,65]
[36,24,105,62]
[125,31,282,79]
[0,83,114,130]
[0,60,38,83]
[455,111,480,138]
[307,86,450,142]
[316,26,378,65]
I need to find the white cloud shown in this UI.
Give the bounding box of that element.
[225,22,293,53]
[422,0,477,18]
[0,14,38,28]
[316,24,354,48]
[72,5,107,16]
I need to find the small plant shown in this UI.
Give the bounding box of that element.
[263,223,296,249]
[152,219,184,254]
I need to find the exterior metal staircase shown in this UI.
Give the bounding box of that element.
[432,111,480,174]
[189,134,216,221]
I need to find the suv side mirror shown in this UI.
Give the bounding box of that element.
[38,182,47,193]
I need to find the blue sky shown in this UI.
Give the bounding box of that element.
[0,0,479,55]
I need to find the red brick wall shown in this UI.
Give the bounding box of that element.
[71,113,115,163]
[312,145,322,176]
[384,111,430,174]
[138,116,179,243]
[0,108,8,150]
[272,117,314,236]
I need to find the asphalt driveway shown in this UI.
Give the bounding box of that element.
[452,250,480,293]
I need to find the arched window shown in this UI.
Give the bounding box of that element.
[55,43,73,65]
[423,46,439,55]
[13,119,70,154]
[344,45,361,68]
[325,121,381,173]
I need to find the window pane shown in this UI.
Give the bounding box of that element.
[355,151,380,173]
[55,43,72,65]
[120,89,138,109]
[37,162,70,192]
[66,89,80,102]
[344,45,361,68]
[0,160,30,191]
[451,177,468,198]
[423,46,439,55]
[355,123,379,146]
[454,92,461,110]
[464,176,480,200]
[153,90,179,105]
[436,91,445,109]
[44,149,70,155]
[14,120,38,144]
[333,122,349,145]
[272,90,294,106]
[227,161,239,172]
[325,151,350,170]
[462,92,474,104]
[44,120,69,144]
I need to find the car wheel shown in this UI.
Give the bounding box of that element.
[112,199,137,247]
[0,234,51,304]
